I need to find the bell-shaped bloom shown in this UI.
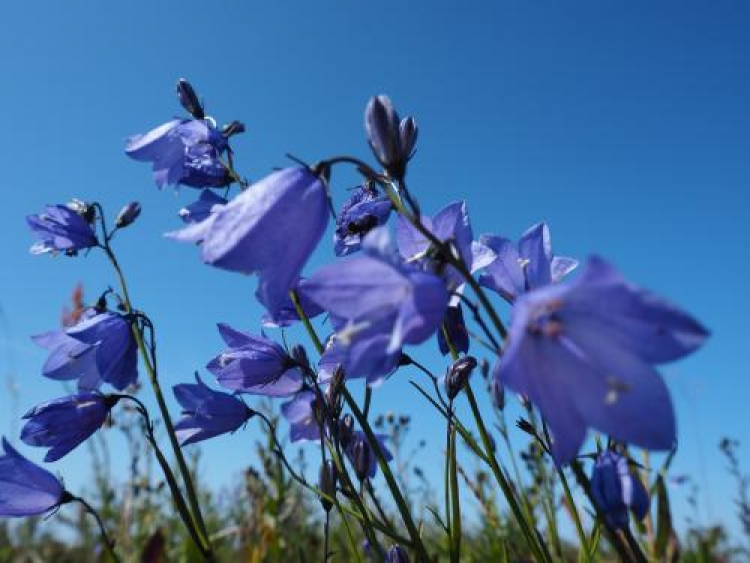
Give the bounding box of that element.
[32,324,103,390]
[20,392,117,462]
[206,324,304,397]
[168,167,329,317]
[305,228,448,384]
[281,390,323,443]
[334,184,392,256]
[64,311,138,391]
[173,375,254,446]
[437,304,469,356]
[396,201,494,292]
[590,451,650,529]
[345,430,393,480]
[0,438,67,517]
[495,256,709,464]
[126,119,230,189]
[365,96,418,179]
[179,189,227,224]
[479,222,577,303]
[27,204,98,256]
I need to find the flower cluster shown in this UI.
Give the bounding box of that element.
[5,78,711,562]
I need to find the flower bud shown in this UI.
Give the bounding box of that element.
[115,201,142,228]
[351,434,373,481]
[221,120,246,138]
[445,356,478,400]
[318,460,337,512]
[338,414,354,447]
[176,78,204,120]
[490,376,505,411]
[399,117,418,159]
[290,344,310,372]
[386,545,410,563]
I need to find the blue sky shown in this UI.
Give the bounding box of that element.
[1,0,748,541]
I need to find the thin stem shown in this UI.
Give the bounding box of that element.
[115,395,209,558]
[71,496,121,563]
[101,242,211,555]
[323,511,331,562]
[342,387,430,561]
[464,384,552,563]
[448,419,461,563]
[571,461,647,563]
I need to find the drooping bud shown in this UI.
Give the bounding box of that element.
[490,376,505,411]
[325,365,345,410]
[437,305,469,356]
[221,120,246,138]
[399,117,418,160]
[338,414,354,447]
[115,201,142,228]
[386,545,410,563]
[590,450,650,530]
[444,356,478,400]
[351,434,373,481]
[290,344,310,372]
[176,78,204,120]
[318,460,338,512]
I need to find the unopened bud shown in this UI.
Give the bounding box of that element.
[176,78,204,120]
[115,201,142,228]
[351,434,373,481]
[318,460,337,512]
[338,414,354,447]
[490,377,505,411]
[445,356,478,400]
[399,117,418,160]
[221,120,246,138]
[290,345,310,371]
[386,545,410,563]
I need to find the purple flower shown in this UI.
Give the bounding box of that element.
[168,167,329,317]
[126,119,230,189]
[206,324,303,397]
[260,279,325,328]
[396,201,493,292]
[33,309,137,391]
[305,228,448,384]
[27,204,98,256]
[64,311,138,391]
[495,256,709,463]
[365,96,418,179]
[479,222,577,303]
[173,375,254,446]
[0,438,67,517]
[386,545,410,563]
[437,304,469,356]
[345,430,393,480]
[280,390,322,443]
[334,184,392,256]
[20,392,117,462]
[179,189,227,224]
[590,451,649,530]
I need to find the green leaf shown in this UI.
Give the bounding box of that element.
[654,475,673,558]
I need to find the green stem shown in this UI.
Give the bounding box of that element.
[342,387,430,561]
[102,243,211,556]
[448,421,461,563]
[464,384,551,563]
[72,496,121,563]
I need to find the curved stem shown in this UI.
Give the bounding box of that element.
[71,495,121,563]
[99,230,211,555]
[464,384,552,563]
[115,395,209,559]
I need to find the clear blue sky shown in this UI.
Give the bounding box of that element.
[1,0,748,541]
